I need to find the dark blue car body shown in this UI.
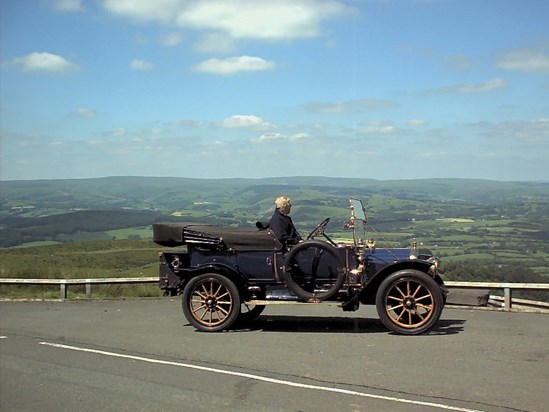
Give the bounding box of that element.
[153,200,447,335]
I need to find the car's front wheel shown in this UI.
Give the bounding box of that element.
[182,273,241,332]
[375,270,444,335]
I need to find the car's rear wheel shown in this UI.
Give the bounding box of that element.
[237,302,266,324]
[283,240,345,301]
[182,273,240,332]
[375,270,443,335]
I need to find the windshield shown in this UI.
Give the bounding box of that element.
[350,198,366,221]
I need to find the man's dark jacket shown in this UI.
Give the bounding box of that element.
[268,209,302,245]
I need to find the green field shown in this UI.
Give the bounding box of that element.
[106,227,154,239]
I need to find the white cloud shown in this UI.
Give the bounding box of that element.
[170,119,204,128]
[431,78,507,94]
[303,99,397,114]
[193,33,237,54]
[161,32,183,47]
[101,0,176,23]
[193,56,275,75]
[496,48,549,74]
[179,0,348,40]
[221,115,273,130]
[358,121,396,135]
[51,0,83,12]
[104,127,128,137]
[443,54,473,71]
[72,108,98,118]
[253,132,310,143]
[416,151,449,158]
[256,133,285,142]
[13,52,78,73]
[483,118,549,144]
[408,119,427,127]
[131,59,154,71]
[289,132,311,141]
[101,0,350,41]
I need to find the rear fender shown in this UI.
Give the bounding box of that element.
[159,257,246,295]
[181,264,247,291]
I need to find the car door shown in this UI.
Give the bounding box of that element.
[236,249,280,281]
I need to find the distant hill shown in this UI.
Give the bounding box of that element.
[2,176,548,212]
[1,177,548,280]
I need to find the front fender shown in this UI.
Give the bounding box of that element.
[359,260,442,305]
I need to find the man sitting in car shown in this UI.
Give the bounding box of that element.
[269,196,302,246]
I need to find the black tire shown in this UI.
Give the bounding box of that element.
[283,240,345,301]
[375,270,444,335]
[182,273,240,332]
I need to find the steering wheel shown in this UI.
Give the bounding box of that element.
[307,218,330,240]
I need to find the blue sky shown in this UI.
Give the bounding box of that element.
[1,0,548,181]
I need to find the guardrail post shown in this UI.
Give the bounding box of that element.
[86,280,92,299]
[504,287,511,311]
[60,280,67,300]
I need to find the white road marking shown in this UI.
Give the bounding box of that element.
[39,341,485,412]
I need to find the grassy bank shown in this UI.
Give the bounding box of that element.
[0,239,165,299]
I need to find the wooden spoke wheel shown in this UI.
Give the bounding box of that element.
[376,270,443,335]
[182,273,240,332]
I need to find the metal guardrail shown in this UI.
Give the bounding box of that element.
[0,277,158,300]
[0,278,548,311]
[445,281,549,312]
[487,295,549,312]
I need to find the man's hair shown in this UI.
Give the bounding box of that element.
[275,196,291,209]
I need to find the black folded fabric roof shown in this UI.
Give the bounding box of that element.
[153,223,282,250]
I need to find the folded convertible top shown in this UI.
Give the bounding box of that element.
[153,223,282,251]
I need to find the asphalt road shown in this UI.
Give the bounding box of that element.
[1,299,547,412]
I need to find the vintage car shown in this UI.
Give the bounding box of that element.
[153,198,448,335]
